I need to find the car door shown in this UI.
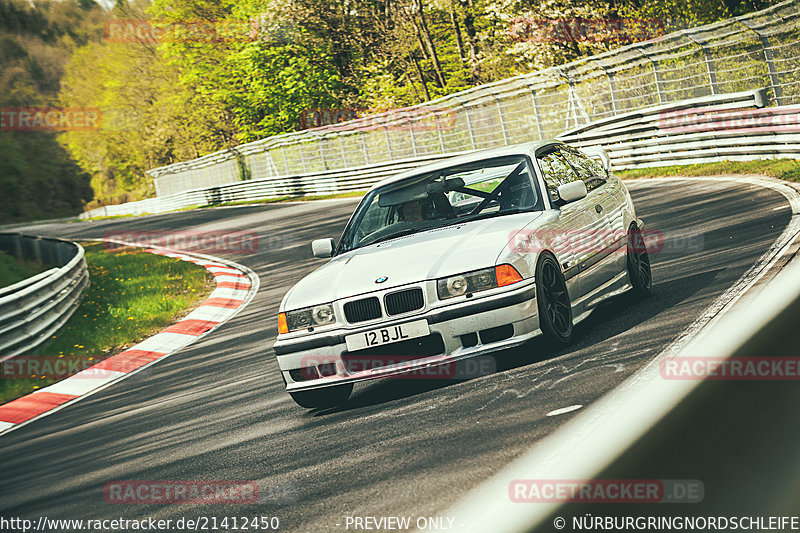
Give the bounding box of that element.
[535,149,597,303]
[558,146,624,299]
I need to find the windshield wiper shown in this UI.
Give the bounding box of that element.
[457,208,530,223]
[362,228,423,247]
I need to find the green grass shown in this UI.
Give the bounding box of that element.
[0,242,215,403]
[617,159,800,183]
[0,251,47,289]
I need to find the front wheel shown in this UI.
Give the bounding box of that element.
[627,224,653,298]
[289,383,353,409]
[536,253,573,346]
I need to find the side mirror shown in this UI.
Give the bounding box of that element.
[311,238,335,258]
[557,181,588,204]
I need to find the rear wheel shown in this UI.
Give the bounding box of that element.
[536,253,573,345]
[289,383,353,409]
[627,224,653,298]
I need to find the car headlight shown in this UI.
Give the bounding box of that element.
[278,304,336,333]
[437,264,523,300]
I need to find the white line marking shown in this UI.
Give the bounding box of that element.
[546,405,583,417]
[133,332,199,352]
[206,267,243,274]
[183,305,238,322]
[0,421,15,432]
[36,371,126,396]
[213,274,250,284]
[210,288,251,299]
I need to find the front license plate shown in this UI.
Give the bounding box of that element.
[345,319,430,352]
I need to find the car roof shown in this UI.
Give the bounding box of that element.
[367,140,565,191]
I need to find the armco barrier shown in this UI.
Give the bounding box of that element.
[80,152,463,218]
[0,234,89,357]
[80,90,800,219]
[560,88,800,168]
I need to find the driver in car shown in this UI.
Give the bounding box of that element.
[398,198,426,222]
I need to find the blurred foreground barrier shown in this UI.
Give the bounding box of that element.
[0,234,89,358]
[430,243,800,530]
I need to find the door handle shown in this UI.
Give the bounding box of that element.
[595,204,603,213]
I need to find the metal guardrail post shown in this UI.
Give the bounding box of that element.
[597,64,619,114]
[383,125,395,160]
[408,111,419,157]
[298,142,308,173]
[527,86,545,139]
[339,135,348,167]
[493,95,510,145]
[360,131,370,164]
[317,134,329,170]
[736,16,785,105]
[684,32,720,95]
[462,103,477,149]
[636,46,666,104]
[435,109,446,153]
[281,144,290,175]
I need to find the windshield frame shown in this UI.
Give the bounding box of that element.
[334,154,544,256]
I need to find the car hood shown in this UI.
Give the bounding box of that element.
[282,212,543,309]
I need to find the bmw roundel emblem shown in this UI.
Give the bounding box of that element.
[375,276,388,284]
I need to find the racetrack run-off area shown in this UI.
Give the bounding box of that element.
[0,177,795,531]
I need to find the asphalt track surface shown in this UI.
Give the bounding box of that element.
[0,178,793,532]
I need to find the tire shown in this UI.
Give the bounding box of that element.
[627,223,653,298]
[289,383,353,409]
[536,253,573,345]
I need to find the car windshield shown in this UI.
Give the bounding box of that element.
[337,156,542,253]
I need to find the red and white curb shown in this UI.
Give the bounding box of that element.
[0,244,259,436]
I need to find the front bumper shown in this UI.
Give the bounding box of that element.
[273,281,540,391]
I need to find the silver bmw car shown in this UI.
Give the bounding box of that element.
[273,140,652,408]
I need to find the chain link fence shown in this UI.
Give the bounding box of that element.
[148,0,800,196]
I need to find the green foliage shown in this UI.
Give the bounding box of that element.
[0,0,100,223]
[0,0,776,214]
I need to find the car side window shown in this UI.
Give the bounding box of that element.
[560,147,606,192]
[537,150,581,203]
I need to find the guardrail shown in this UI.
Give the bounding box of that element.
[0,234,90,358]
[145,0,800,195]
[80,152,464,217]
[80,89,799,219]
[560,88,800,168]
